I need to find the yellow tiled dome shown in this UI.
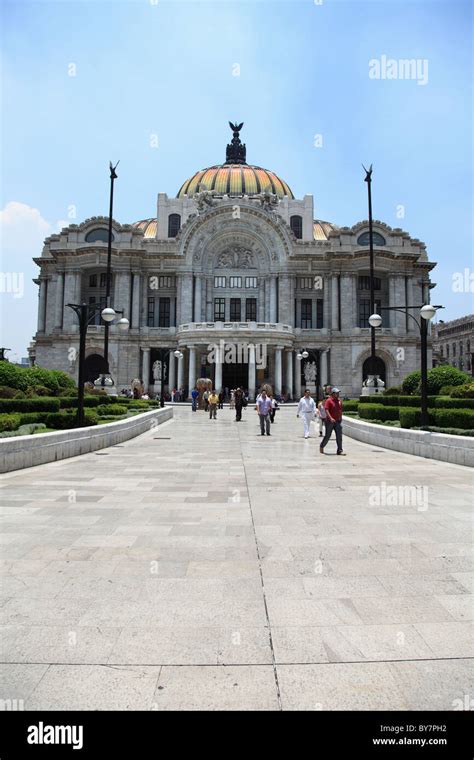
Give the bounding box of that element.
[177,164,294,199]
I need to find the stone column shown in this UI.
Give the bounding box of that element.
[258,279,265,321]
[406,277,416,333]
[331,275,339,330]
[63,271,81,332]
[181,273,193,324]
[248,343,256,401]
[168,349,176,392]
[270,276,277,322]
[206,277,213,321]
[194,275,202,322]
[37,278,47,332]
[142,348,150,391]
[215,343,223,392]
[294,352,302,399]
[54,272,65,329]
[285,349,293,399]
[320,349,328,387]
[340,274,355,331]
[116,272,131,320]
[279,274,291,325]
[188,345,196,397]
[132,272,141,329]
[177,349,185,391]
[274,345,283,396]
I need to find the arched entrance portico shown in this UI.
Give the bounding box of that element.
[362,356,386,384]
[84,353,108,383]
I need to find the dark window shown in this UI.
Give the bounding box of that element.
[214,298,225,321]
[85,228,113,243]
[230,298,241,321]
[159,298,170,327]
[359,298,383,327]
[446,344,450,357]
[453,343,456,356]
[301,299,312,329]
[316,299,323,328]
[357,231,386,246]
[89,274,97,288]
[460,342,463,355]
[89,296,99,326]
[168,214,181,238]
[246,298,257,321]
[147,297,155,327]
[358,276,381,291]
[100,273,107,288]
[290,215,303,239]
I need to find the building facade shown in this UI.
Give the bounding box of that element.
[32,123,436,399]
[432,315,473,375]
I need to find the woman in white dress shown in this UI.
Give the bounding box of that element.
[297,389,316,439]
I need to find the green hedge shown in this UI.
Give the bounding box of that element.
[0,398,61,413]
[59,396,104,409]
[358,404,400,422]
[402,366,470,396]
[0,413,22,432]
[0,423,47,438]
[45,411,98,429]
[431,409,474,430]
[451,383,474,399]
[399,408,425,428]
[433,397,474,409]
[19,412,49,425]
[96,404,128,416]
[0,386,26,399]
[343,400,359,412]
[419,426,474,436]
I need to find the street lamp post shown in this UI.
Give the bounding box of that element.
[369,304,442,426]
[363,164,377,381]
[67,303,129,426]
[296,348,321,401]
[102,160,120,383]
[150,348,183,408]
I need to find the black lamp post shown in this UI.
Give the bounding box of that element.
[363,164,377,382]
[67,303,128,426]
[102,160,120,380]
[0,348,11,361]
[151,347,183,408]
[369,304,443,426]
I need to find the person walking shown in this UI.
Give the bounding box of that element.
[320,387,345,455]
[269,395,279,424]
[297,389,316,439]
[234,387,244,421]
[256,389,273,436]
[191,386,199,412]
[316,399,326,437]
[203,388,210,412]
[208,389,219,419]
[218,390,224,409]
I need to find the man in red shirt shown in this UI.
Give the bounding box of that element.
[320,387,346,455]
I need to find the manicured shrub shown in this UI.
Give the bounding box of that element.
[434,397,474,409]
[59,396,103,409]
[439,385,456,396]
[0,363,28,390]
[342,400,359,412]
[399,408,424,428]
[431,408,474,430]
[96,404,128,416]
[358,404,399,422]
[401,371,421,395]
[0,386,25,399]
[402,367,470,396]
[0,413,22,432]
[451,383,474,399]
[25,385,51,397]
[19,412,49,425]
[45,410,98,429]
[22,367,60,394]
[384,386,401,395]
[0,398,61,413]
[49,370,75,390]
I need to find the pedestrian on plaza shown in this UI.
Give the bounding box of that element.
[229,389,235,410]
[191,386,199,412]
[269,395,279,424]
[203,388,210,412]
[234,387,244,421]
[218,390,224,409]
[208,389,219,419]
[320,387,345,455]
[297,389,316,439]
[256,389,273,436]
[316,399,326,437]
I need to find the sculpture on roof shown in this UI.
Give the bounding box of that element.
[225,121,247,164]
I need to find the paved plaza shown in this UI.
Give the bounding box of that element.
[0,407,472,711]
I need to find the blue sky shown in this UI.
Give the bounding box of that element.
[0,0,472,359]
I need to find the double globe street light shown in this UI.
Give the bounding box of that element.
[67,302,129,427]
[369,303,442,427]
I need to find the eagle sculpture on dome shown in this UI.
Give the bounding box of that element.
[229,121,244,133]
[226,121,246,164]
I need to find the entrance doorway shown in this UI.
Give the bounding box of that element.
[362,356,386,383]
[221,361,248,392]
[84,353,108,383]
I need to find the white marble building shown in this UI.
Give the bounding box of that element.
[32,123,435,399]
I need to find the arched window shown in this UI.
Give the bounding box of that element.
[357,231,386,246]
[85,228,113,243]
[290,215,303,239]
[168,214,181,238]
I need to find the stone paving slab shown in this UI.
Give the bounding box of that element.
[0,407,472,710]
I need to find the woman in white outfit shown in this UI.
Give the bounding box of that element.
[316,399,326,437]
[297,389,316,439]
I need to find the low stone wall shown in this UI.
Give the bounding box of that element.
[0,407,173,474]
[342,415,473,467]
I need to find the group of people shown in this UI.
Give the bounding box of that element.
[189,383,345,454]
[297,387,345,455]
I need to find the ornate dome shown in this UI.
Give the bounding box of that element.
[177,121,294,199]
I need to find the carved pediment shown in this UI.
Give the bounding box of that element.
[216,246,256,269]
